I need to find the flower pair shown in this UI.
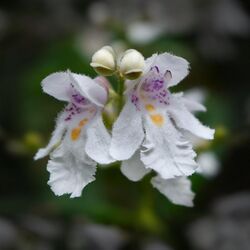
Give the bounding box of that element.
[35,48,214,206]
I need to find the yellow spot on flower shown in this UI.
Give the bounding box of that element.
[79,118,88,127]
[150,114,164,127]
[71,128,81,141]
[145,104,155,112]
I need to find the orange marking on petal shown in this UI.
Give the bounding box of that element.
[79,118,88,127]
[71,127,81,141]
[150,114,164,127]
[145,104,155,112]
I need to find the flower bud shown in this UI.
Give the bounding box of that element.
[119,49,145,80]
[90,46,116,76]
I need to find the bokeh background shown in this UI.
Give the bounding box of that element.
[0,0,250,249]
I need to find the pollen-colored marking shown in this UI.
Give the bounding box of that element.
[145,104,155,112]
[79,118,88,127]
[150,114,164,126]
[71,127,81,141]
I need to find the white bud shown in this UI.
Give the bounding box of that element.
[90,46,116,76]
[119,49,145,80]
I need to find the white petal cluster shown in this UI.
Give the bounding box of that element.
[110,52,215,207]
[35,50,215,207]
[34,71,114,197]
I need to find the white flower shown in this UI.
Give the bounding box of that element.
[34,71,114,198]
[110,53,215,206]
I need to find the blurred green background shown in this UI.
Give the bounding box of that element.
[0,0,250,249]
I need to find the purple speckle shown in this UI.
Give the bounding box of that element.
[139,66,170,107]
[72,93,86,104]
[65,94,89,121]
[142,79,164,92]
[70,82,90,105]
[130,91,140,110]
[64,83,94,122]
[160,89,167,97]
[131,94,138,103]
[64,102,85,121]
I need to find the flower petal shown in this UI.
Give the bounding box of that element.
[141,112,197,179]
[184,88,206,107]
[85,112,114,164]
[41,72,72,102]
[172,93,206,113]
[121,151,150,182]
[69,72,107,107]
[168,96,214,139]
[47,132,96,198]
[110,100,144,160]
[182,96,206,113]
[145,53,189,87]
[34,112,66,160]
[151,176,194,207]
